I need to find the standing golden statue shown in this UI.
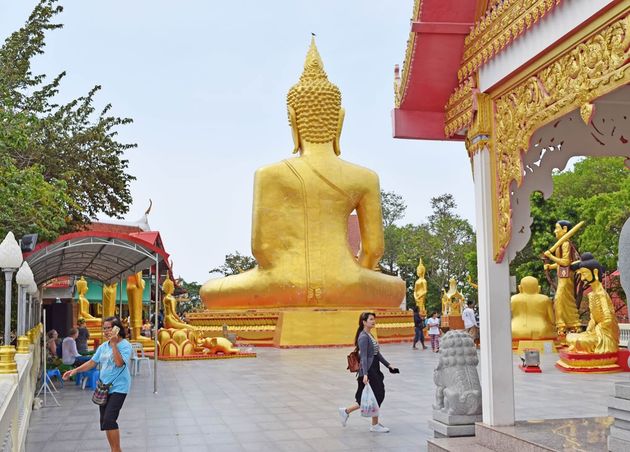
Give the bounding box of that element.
[76,277,100,323]
[126,272,153,349]
[200,37,405,309]
[565,253,619,354]
[102,282,117,319]
[543,221,583,335]
[413,258,427,316]
[510,276,556,341]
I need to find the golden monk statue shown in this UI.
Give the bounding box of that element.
[102,282,117,318]
[566,253,619,354]
[511,276,556,340]
[200,38,405,309]
[413,258,427,316]
[76,277,100,323]
[442,278,464,316]
[163,277,195,330]
[543,220,582,335]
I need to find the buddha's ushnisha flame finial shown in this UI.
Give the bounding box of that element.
[287,36,342,145]
[300,36,327,83]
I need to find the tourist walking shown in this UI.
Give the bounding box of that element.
[462,301,478,341]
[339,312,399,432]
[63,317,132,452]
[411,306,427,350]
[427,311,441,352]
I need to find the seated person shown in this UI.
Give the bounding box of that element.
[46,330,59,358]
[76,318,90,354]
[141,319,152,337]
[61,329,91,366]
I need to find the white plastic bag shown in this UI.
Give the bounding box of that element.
[360,383,380,417]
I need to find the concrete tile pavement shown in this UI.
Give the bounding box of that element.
[25,343,624,451]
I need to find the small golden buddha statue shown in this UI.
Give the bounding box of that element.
[76,277,100,323]
[543,220,582,335]
[102,282,117,318]
[566,253,619,354]
[511,276,556,340]
[413,258,427,316]
[163,277,195,330]
[200,38,405,309]
[442,278,464,316]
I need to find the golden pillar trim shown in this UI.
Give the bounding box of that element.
[15,336,29,354]
[490,13,630,262]
[460,0,563,82]
[465,92,494,158]
[0,345,17,374]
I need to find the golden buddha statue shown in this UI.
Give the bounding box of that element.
[413,258,427,316]
[510,276,556,340]
[76,277,100,323]
[126,272,152,348]
[163,277,195,330]
[102,282,117,318]
[443,278,464,316]
[543,220,582,335]
[565,253,619,354]
[200,38,405,309]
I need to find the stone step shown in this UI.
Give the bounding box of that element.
[427,436,494,452]
[476,423,555,452]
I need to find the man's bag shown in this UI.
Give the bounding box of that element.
[346,347,360,373]
[360,383,380,417]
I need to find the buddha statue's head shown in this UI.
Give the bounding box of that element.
[518,276,540,295]
[162,277,175,296]
[76,276,88,295]
[416,258,425,278]
[287,36,344,155]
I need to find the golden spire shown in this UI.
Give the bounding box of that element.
[287,36,342,146]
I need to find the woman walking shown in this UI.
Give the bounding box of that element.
[339,312,399,432]
[427,311,441,352]
[411,306,427,350]
[63,317,132,452]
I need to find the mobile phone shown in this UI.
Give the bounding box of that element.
[111,325,120,337]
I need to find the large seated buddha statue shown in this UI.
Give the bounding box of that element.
[200,38,405,309]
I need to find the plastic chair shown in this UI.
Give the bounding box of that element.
[131,342,151,376]
[80,368,99,390]
[47,368,63,388]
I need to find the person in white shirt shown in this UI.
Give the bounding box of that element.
[426,312,441,353]
[62,328,90,366]
[462,301,478,340]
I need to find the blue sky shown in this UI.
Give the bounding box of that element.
[2,1,475,283]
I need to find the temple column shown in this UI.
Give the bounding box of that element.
[472,146,515,426]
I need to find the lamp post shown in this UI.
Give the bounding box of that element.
[0,232,24,374]
[15,262,34,354]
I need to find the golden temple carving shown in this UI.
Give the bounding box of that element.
[459,0,562,82]
[491,14,630,260]
[444,77,475,138]
[394,0,423,108]
[464,92,493,157]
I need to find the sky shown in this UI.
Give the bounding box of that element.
[1,0,476,284]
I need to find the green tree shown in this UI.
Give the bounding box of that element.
[0,0,136,228]
[210,251,257,276]
[176,280,203,315]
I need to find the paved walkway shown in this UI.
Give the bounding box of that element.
[25,343,623,451]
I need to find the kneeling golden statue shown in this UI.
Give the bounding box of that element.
[200,38,404,309]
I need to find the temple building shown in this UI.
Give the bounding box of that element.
[393,0,630,433]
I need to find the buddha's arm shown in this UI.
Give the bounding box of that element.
[251,169,271,268]
[356,173,384,269]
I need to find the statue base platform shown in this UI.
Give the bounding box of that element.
[84,319,102,350]
[186,308,413,347]
[518,364,542,373]
[440,316,464,330]
[513,339,558,354]
[159,352,256,361]
[555,350,623,373]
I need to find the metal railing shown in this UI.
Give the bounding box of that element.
[620,323,630,348]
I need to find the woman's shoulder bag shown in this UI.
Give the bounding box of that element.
[347,347,360,373]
